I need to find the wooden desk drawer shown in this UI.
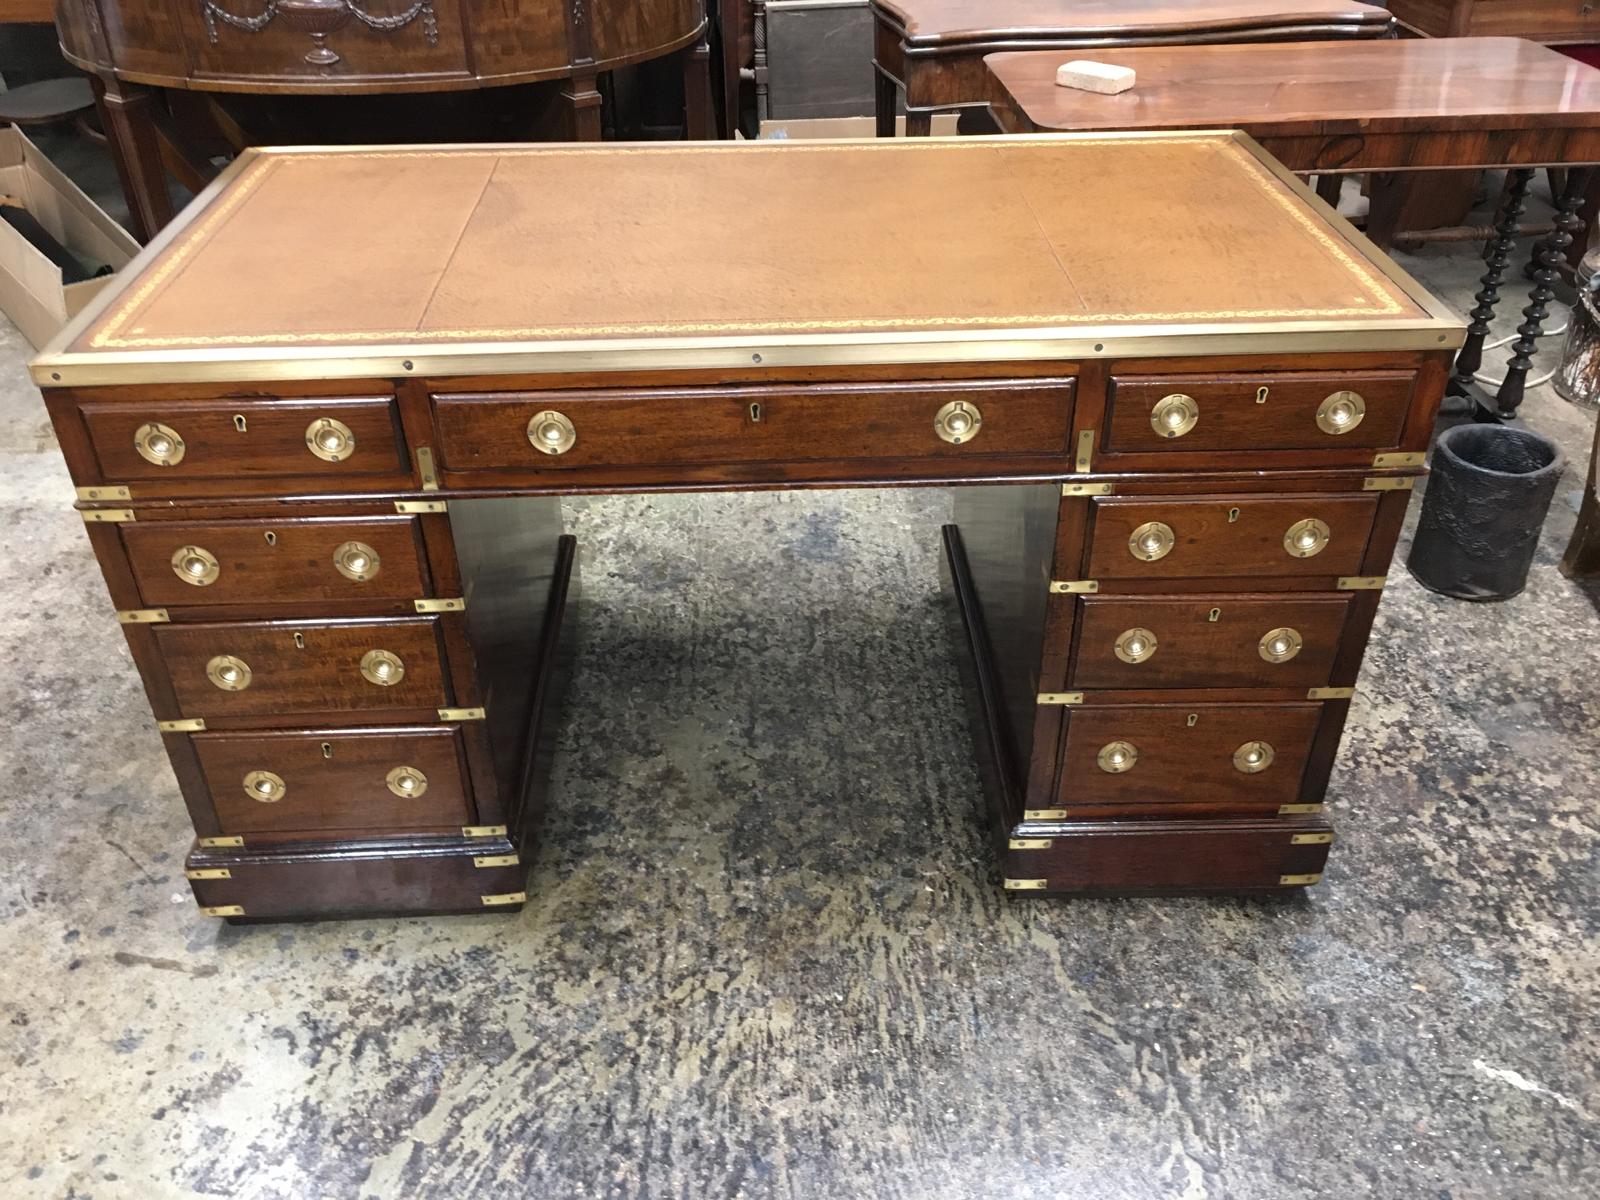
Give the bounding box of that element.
[1057,703,1321,811]
[1069,594,1352,690]
[193,726,472,837]
[1085,494,1380,580]
[431,379,1074,471]
[121,516,429,607]
[78,397,407,482]
[1105,371,1415,454]
[154,617,452,719]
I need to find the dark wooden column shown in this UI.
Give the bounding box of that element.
[91,74,173,242]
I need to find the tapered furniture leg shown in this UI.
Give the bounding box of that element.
[1451,169,1534,397]
[1493,168,1594,421]
[904,108,932,137]
[683,35,714,139]
[91,74,173,243]
[1561,415,1600,577]
[874,65,897,138]
[1314,174,1343,207]
[560,72,604,141]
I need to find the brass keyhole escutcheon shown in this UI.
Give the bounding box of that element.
[263,531,277,546]
[1208,607,1222,623]
[305,417,356,462]
[1114,626,1158,664]
[1316,390,1366,435]
[1096,740,1139,774]
[206,654,252,691]
[1149,393,1198,439]
[1186,713,1199,727]
[1255,386,1269,405]
[527,410,577,455]
[1233,741,1276,774]
[333,540,381,583]
[1227,507,1240,523]
[360,648,405,686]
[171,544,220,586]
[321,742,333,759]
[243,769,286,803]
[293,632,306,650]
[1128,521,1175,562]
[134,421,185,467]
[934,399,983,445]
[749,402,762,423]
[1284,518,1331,559]
[233,414,248,433]
[386,765,429,798]
[1259,626,1304,663]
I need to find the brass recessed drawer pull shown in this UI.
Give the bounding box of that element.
[1283,518,1330,559]
[527,410,577,455]
[386,765,429,798]
[1150,393,1198,438]
[332,540,380,582]
[242,769,286,803]
[134,421,185,466]
[1316,390,1366,435]
[1233,741,1276,774]
[1096,740,1139,773]
[1128,520,1175,562]
[933,399,983,444]
[1113,626,1157,664]
[205,654,252,691]
[171,544,220,586]
[360,648,405,686]
[1258,627,1303,663]
[305,417,356,462]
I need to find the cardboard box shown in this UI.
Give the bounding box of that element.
[0,126,138,349]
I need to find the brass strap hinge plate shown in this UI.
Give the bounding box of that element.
[1278,804,1325,815]
[414,597,465,613]
[82,508,135,523]
[481,892,527,907]
[1008,838,1052,850]
[1049,580,1099,594]
[1074,429,1095,472]
[1291,832,1334,845]
[158,717,206,732]
[461,824,508,838]
[199,905,245,917]
[1004,878,1049,891]
[1307,686,1355,700]
[1023,808,1068,820]
[1363,476,1415,491]
[117,608,170,624]
[437,706,486,722]
[1372,451,1424,468]
[395,499,447,514]
[76,485,130,501]
[198,836,244,848]
[416,446,440,491]
[186,868,232,880]
[1279,873,1323,886]
[1061,481,1112,497]
[1037,691,1085,705]
[1337,576,1386,590]
[473,854,520,868]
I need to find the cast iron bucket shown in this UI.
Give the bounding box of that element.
[1406,424,1566,601]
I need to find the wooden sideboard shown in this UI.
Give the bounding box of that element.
[33,135,1463,922]
[1387,0,1600,43]
[53,0,714,239]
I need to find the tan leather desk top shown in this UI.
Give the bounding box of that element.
[35,134,1459,387]
[871,0,1392,44]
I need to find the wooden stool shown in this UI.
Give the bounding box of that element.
[871,0,1395,137]
[0,77,97,133]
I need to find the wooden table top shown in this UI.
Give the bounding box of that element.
[872,0,1391,45]
[985,37,1600,136]
[35,134,1459,387]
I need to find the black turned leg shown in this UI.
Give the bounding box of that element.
[1493,167,1594,421]
[1452,169,1534,397]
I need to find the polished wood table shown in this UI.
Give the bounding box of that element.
[871,0,1394,137]
[34,134,1461,922]
[985,36,1600,422]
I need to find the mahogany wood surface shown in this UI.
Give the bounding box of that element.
[984,37,1600,170]
[1387,0,1600,45]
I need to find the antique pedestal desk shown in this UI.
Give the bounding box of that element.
[32,134,1462,922]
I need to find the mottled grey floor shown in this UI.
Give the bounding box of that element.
[1,180,1597,1200]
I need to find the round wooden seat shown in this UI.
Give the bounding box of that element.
[0,77,95,127]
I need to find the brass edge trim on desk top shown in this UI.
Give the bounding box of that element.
[30,133,1464,388]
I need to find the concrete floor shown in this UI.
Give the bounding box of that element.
[1,173,1597,1199]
